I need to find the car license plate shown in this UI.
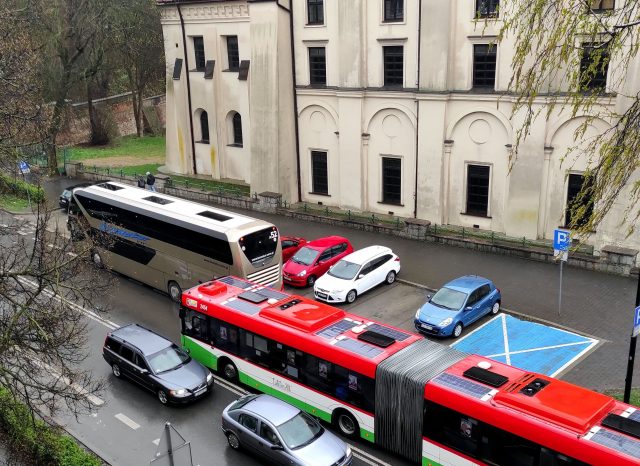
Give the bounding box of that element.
[317,293,327,299]
[421,323,433,331]
[195,387,207,396]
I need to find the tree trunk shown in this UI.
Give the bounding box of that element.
[46,97,67,176]
[87,81,98,143]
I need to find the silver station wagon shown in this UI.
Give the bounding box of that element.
[221,394,352,466]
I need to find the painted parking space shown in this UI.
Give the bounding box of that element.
[451,314,599,377]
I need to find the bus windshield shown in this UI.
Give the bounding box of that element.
[239,227,279,264]
[148,345,190,374]
[277,411,324,450]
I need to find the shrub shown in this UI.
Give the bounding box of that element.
[0,173,45,203]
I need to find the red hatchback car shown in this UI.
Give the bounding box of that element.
[282,236,353,287]
[281,236,307,263]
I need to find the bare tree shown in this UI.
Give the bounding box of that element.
[499,0,640,236]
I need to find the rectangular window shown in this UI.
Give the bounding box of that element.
[590,0,614,11]
[565,173,593,228]
[308,47,327,85]
[382,157,402,205]
[311,151,328,195]
[384,0,404,22]
[193,36,205,71]
[307,0,324,25]
[473,44,497,88]
[476,0,499,17]
[466,164,490,216]
[226,36,239,71]
[580,43,609,91]
[383,46,404,86]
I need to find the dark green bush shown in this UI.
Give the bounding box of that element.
[0,388,101,465]
[0,173,45,203]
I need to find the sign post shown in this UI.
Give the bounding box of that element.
[623,286,640,403]
[18,161,32,210]
[553,229,571,318]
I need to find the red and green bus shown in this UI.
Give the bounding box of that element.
[179,276,640,465]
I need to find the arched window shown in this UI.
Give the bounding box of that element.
[232,113,243,146]
[200,111,210,143]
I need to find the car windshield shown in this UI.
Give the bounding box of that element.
[291,246,319,266]
[147,344,190,374]
[228,394,259,411]
[62,190,72,199]
[328,260,360,280]
[277,411,323,450]
[430,287,468,310]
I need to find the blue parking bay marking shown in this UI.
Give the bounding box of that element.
[451,314,598,377]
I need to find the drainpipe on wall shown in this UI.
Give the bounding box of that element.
[177,4,198,175]
[413,0,423,218]
[285,1,302,202]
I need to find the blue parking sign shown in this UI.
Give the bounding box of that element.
[18,160,30,175]
[633,306,640,337]
[553,229,571,251]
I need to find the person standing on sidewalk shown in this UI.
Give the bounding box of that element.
[146,171,156,192]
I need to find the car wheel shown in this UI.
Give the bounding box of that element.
[158,390,168,405]
[222,361,238,383]
[453,322,463,338]
[385,270,396,285]
[306,275,316,287]
[111,363,121,378]
[346,290,357,304]
[491,301,500,315]
[168,281,182,303]
[334,410,359,438]
[91,250,103,268]
[227,432,241,450]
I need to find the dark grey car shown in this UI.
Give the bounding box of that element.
[221,394,352,466]
[103,324,213,404]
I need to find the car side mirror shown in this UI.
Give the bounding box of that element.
[426,294,432,300]
[358,274,365,279]
[139,369,149,374]
[270,444,283,451]
[465,306,473,311]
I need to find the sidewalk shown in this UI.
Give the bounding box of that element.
[40,176,640,392]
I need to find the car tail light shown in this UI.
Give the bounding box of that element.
[394,257,400,261]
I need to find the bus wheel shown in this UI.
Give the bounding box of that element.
[91,250,103,268]
[220,359,238,383]
[168,281,182,302]
[333,410,358,438]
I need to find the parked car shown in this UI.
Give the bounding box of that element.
[221,394,352,466]
[103,323,214,404]
[59,183,93,211]
[414,275,501,339]
[282,236,353,287]
[281,235,307,263]
[314,245,400,304]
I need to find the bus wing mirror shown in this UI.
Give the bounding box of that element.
[178,308,186,319]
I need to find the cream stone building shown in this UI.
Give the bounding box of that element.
[158,0,640,258]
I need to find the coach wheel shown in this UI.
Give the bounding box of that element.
[111,363,121,378]
[346,290,357,304]
[91,250,103,268]
[453,322,463,339]
[385,271,396,285]
[221,360,238,383]
[334,410,358,438]
[158,390,168,405]
[168,281,182,302]
[306,275,316,287]
[491,302,501,315]
[227,432,240,450]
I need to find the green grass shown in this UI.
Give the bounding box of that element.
[95,163,162,177]
[169,174,251,196]
[66,135,165,161]
[609,389,640,407]
[0,194,31,211]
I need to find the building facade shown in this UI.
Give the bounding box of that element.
[158,0,640,257]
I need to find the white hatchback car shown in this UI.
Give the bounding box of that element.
[314,245,400,304]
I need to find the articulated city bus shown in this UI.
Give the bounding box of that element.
[178,277,640,465]
[68,182,282,300]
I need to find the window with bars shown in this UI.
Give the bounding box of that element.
[311,151,328,195]
[384,0,404,22]
[232,113,243,146]
[193,36,205,71]
[565,173,593,228]
[580,43,609,91]
[383,46,403,87]
[382,157,402,205]
[473,44,497,88]
[307,0,324,25]
[226,36,239,71]
[308,47,326,86]
[466,165,490,216]
[590,0,614,12]
[199,112,209,143]
[475,0,499,17]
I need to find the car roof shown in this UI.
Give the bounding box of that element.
[444,275,492,292]
[340,245,392,265]
[303,235,349,250]
[281,235,305,242]
[243,394,299,426]
[109,324,172,355]
[63,183,93,192]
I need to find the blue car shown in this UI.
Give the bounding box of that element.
[414,275,501,338]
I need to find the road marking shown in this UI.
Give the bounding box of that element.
[115,413,140,430]
[350,444,393,466]
[152,438,160,445]
[486,340,595,358]
[31,357,104,406]
[212,374,247,397]
[500,314,511,366]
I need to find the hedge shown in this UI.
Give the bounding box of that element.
[0,388,102,465]
[0,173,45,204]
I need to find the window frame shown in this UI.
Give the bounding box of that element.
[308,47,327,86]
[192,36,206,72]
[381,156,402,206]
[383,0,404,23]
[564,172,594,229]
[307,0,324,25]
[310,150,329,195]
[465,164,491,217]
[589,0,615,13]
[226,35,240,72]
[475,0,499,18]
[232,112,243,147]
[472,43,498,89]
[382,45,404,87]
[199,111,210,144]
[580,42,609,91]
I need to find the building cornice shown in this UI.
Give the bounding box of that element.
[159,1,249,24]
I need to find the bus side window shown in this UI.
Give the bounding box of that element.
[303,355,332,395]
